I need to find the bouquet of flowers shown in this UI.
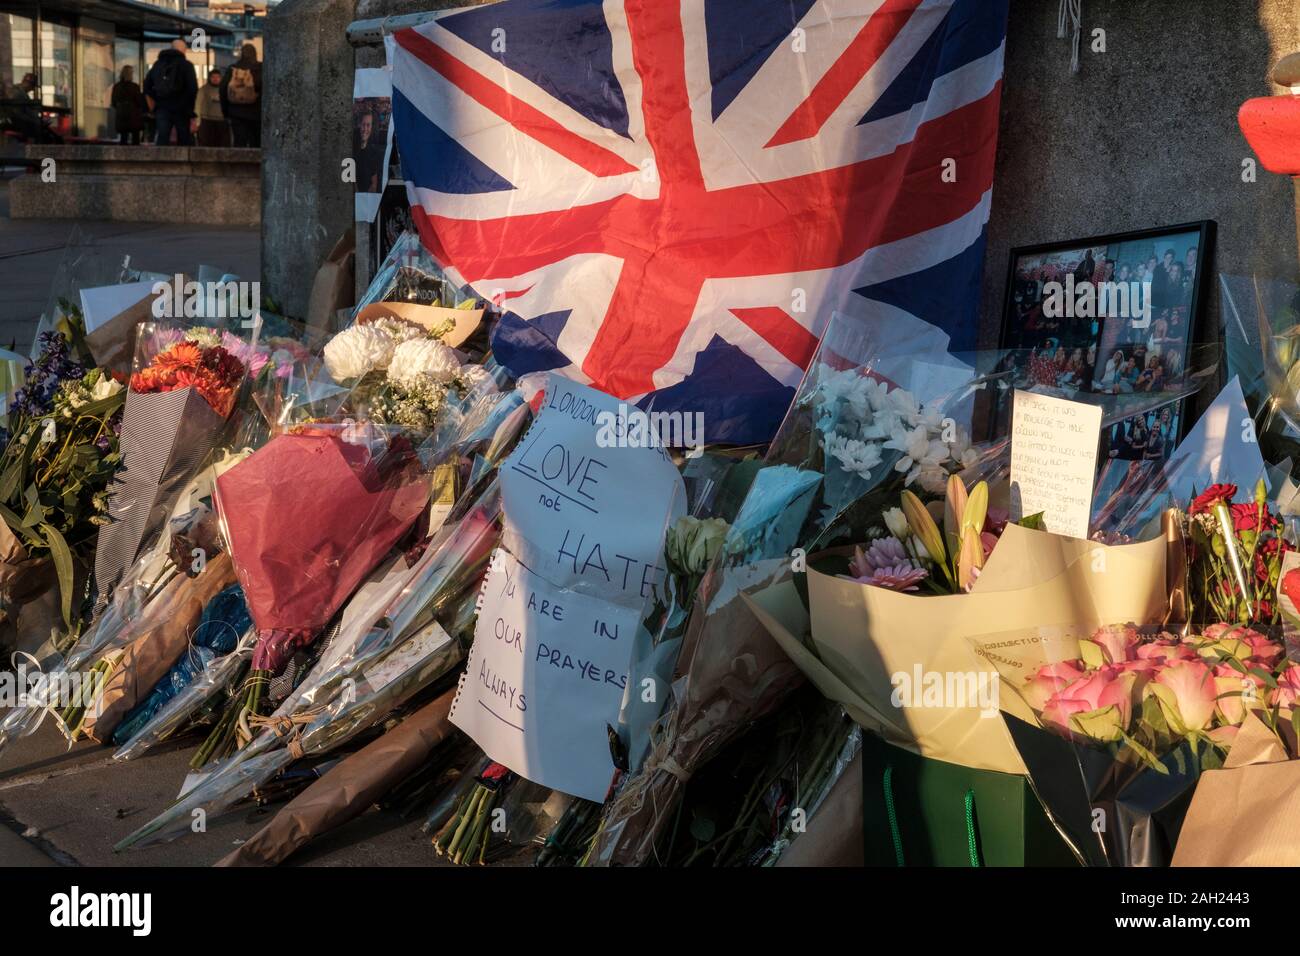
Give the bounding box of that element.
[994,620,1298,865]
[321,317,492,432]
[1182,481,1290,626]
[93,325,248,605]
[192,423,431,764]
[0,327,125,641]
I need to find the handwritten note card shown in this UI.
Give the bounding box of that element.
[450,549,638,801]
[451,375,686,800]
[500,375,686,609]
[1010,390,1102,539]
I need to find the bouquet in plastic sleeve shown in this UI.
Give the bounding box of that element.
[93,324,247,603]
[210,423,430,713]
[0,324,125,643]
[115,612,461,850]
[320,312,493,434]
[981,619,1296,865]
[110,583,252,746]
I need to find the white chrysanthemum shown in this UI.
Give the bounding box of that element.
[388,337,462,387]
[323,324,396,380]
[825,433,883,479]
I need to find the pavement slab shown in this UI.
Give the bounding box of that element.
[0,717,453,867]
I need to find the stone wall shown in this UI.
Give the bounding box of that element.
[979,0,1300,345]
[260,0,359,319]
[9,146,260,226]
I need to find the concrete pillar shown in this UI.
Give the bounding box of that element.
[261,0,359,318]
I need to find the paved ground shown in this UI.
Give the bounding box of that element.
[0,175,261,355]
[0,717,448,867]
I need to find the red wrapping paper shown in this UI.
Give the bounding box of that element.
[216,431,430,674]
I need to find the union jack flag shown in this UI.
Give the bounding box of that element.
[388,0,1008,444]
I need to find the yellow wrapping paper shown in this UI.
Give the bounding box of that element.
[745,523,1170,775]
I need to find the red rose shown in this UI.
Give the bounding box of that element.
[1231,502,1278,533]
[1282,568,1300,612]
[1190,484,1237,515]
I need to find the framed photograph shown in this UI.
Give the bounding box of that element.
[994,220,1216,465]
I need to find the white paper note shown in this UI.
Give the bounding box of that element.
[499,375,686,609]
[1010,390,1102,539]
[449,550,637,801]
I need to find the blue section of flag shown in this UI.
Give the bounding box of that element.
[438,0,632,138]
[705,0,818,121]
[635,336,797,446]
[859,0,1006,125]
[491,309,573,375]
[391,89,515,194]
[852,226,988,351]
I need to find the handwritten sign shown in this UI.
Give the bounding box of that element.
[450,549,638,800]
[500,375,686,608]
[1009,390,1102,539]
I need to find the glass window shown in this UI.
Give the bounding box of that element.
[77,17,116,139]
[0,14,35,95]
[40,20,73,110]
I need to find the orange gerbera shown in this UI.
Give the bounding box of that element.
[153,340,204,371]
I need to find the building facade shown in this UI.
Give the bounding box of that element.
[0,0,237,143]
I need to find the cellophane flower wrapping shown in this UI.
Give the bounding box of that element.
[978,619,1298,865]
[94,323,248,603]
[215,424,431,675]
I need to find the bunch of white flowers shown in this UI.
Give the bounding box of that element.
[322,319,426,381]
[803,366,980,490]
[388,338,462,388]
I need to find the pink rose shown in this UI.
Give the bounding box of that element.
[1146,659,1218,734]
[1034,661,1087,682]
[1136,641,1197,662]
[1041,696,1094,735]
[1271,665,1300,709]
[1084,625,1140,666]
[1041,671,1135,741]
[1243,636,1284,666]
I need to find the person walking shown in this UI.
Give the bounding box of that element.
[220,43,262,149]
[143,39,197,146]
[196,69,230,147]
[110,65,146,145]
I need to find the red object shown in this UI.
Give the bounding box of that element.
[216,432,431,674]
[1189,484,1237,516]
[1238,95,1300,175]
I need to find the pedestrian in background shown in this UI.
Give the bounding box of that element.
[196,69,230,147]
[110,65,145,145]
[220,43,262,149]
[144,39,197,146]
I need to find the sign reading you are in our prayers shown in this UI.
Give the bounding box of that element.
[449,375,685,801]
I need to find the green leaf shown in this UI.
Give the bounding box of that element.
[1017,512,1046,531]
[39,522,75,630]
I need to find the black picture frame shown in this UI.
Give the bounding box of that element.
[994,219,1216,461]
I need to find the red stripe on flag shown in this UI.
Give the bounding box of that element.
[729,307,821,369]
[765,0,924,148]
[393,27,637,178]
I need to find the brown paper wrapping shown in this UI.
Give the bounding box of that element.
[84,283,173,377]
[0,521,84,657]
[307,230,355,339]
[1171,711,1300,866]
[214,688,458,866]
[592,563,805,866]
[83,552,236,743]
[353,302,484,349]
[774,751,864,867]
